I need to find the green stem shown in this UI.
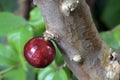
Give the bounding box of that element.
[0,66,15,75]
[0,64,20,75]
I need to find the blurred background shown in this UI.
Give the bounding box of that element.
[0,0,120,80]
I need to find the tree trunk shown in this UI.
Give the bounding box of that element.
[33,0,120,80]
[15,0,32,19]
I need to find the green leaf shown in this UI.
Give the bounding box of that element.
[26,66,35,80]
[53,69,68,80]
[0,0,18,12]
[29,7,45,36]
[0,12,27,36]
[51,40,64,66]
[0,44,18,66]
[0,37,6,43]
[38,62,68,80]
[71,74,78,80]
[100,31,118,49]
[100,25,120,49]
[102,0,120,28]
[4,67,26,80]
[113,26,120,46]
[38,67,55,80]
[7,25,33,55]
[7,25,33,69]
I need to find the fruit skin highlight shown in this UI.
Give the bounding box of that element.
[24,37,56,68]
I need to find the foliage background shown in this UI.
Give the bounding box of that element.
[0,0,120,80]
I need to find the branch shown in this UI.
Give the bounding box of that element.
[33,0,120,80]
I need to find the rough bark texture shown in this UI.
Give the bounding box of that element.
[33,0,120,80]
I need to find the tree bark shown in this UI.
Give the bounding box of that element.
[15,0,32,19]
[33,0,120,80]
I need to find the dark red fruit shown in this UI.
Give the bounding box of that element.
[24,37,56,68]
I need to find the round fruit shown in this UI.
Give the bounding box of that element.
[24,37,56,68]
